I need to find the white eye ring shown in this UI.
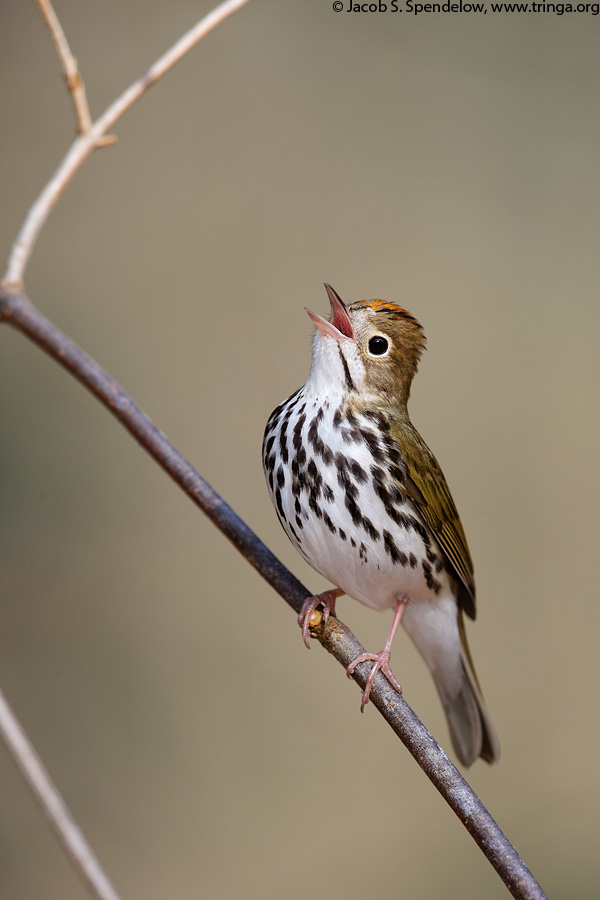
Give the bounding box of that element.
[367,335,390,357]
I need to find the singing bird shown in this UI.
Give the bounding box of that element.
[262,284,499,766]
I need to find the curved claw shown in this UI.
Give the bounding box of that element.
[298,596,323,648]
[346,598,406,711]
[297,588,344,648]
[347,650,403,712]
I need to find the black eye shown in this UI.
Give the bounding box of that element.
[368,335,389,356]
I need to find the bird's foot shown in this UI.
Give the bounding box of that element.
[298,588,344,648]
[346,650,403,711]
[346,598,407,711]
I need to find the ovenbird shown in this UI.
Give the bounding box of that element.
[262,284,499,766]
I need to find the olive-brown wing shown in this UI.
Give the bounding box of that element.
[399,425,476,619]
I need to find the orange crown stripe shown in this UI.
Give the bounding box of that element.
[350,299,423,330]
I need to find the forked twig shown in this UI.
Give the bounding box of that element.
[2,0,254,289]
[0,1,252,897]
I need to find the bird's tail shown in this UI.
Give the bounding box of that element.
[401,600,500,767]
[441,612,500,766]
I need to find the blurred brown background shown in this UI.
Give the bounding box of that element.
[1,1,599,898]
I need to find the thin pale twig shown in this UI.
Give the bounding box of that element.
[0,288,549,900]
[35,0,93,134]
[2,0,254,289]
[1,4,256,895]
[0,687,122,900]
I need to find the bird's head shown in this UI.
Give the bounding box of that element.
[307,284,426,407]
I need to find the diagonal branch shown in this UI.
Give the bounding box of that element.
[0,287,548,900]
[0,686,122,900]
[2,0,254,289]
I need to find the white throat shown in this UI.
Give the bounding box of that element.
[307,332,364,400]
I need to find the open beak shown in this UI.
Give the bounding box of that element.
[306,283,355,342]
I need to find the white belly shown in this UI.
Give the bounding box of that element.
[264,389,451,612]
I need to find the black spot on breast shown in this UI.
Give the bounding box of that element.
[389,465,406,484]
[426,545,437,564]
[275,487,286,521]
[308,413,333,465]
[386,446,402,466]
[383,530,408,566]
[390,501,414,529]
[362,516,380,542]
[291,414,307,472]
[308,493,323,520]
[422,560,441,593]
[293,470,306,495]
[282,391,301,421]
[344,493,380,541]
[364,410,390,432]
[344,492,362,526]
[276,467,285,488]
[322,445,333,466]
[349,460,367,483]
[278,421,289,464]
[333,453,380,540]
[341,428,362,445]
[371,465,386,486]
[371,470,408,524]
[266,410,281,431]
[373,480,393,510]
[411,517,430,545]
[293,414,306,450]
[323,512,337,534]
[360,429,386,463]
[335,454,358,497]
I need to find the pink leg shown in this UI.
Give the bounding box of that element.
[298,588,345,648]
[347,599,407,711]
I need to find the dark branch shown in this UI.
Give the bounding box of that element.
[0,288,547,900]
